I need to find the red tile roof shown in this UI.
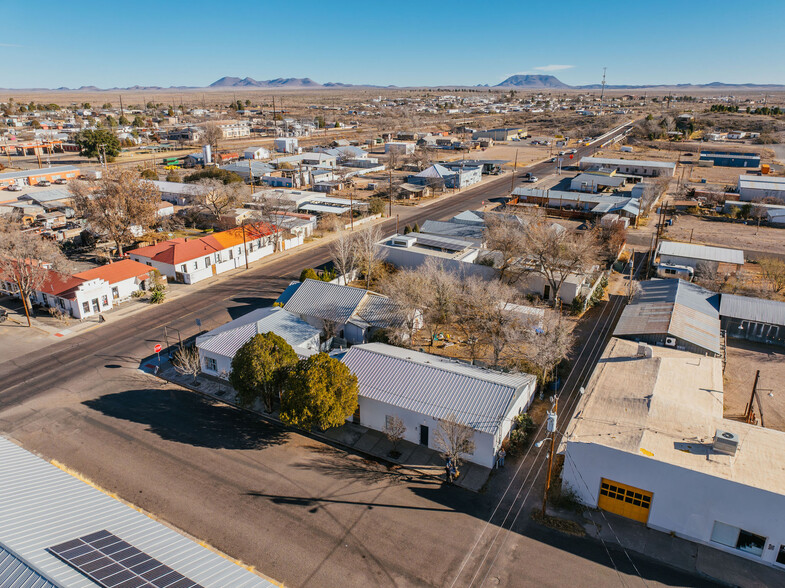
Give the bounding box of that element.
[74,259,151,285]
[37,269,86,300]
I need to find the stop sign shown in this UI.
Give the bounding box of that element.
[569,154,574,159]
[154,344,162,353]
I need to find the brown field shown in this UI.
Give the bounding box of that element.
[724,340,785,432]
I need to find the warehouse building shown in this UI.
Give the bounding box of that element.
[341,343,537,468]
[720,293,785,348]
[561,337,785,569]
[614,278,721,357]
[699,151,760,168]
[0,436,275,587]
[656,240,744,275]
[0,165,80,188]
[471,128,527,142]
[737,175,785,203]
[579,157,676,178]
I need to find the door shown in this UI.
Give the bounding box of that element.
[420,425,429,446]
[598,478,652,524]
[212,264,217,276]
[543,285,551,300]
[91,298,100,313]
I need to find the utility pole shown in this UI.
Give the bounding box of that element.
[241,222,249,270]
[510,149,518,194]
[745,370,761,424]
[389,166,393,218]
[14,276,32,327]
[119,94,124,118]
[542,398,558,517]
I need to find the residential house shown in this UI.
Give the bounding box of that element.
[341,343,537,468]
[196,306,321,377]
[72,259,152,304]
[243,146,271,160]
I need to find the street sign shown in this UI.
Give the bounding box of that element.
[195,318,201,327]
[154,344,162,353]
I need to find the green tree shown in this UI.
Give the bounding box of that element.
[132,115,145,127]
[118,115,130,126]
[140,169,157,180]
[183,167,243,184]
[300,268,319,282]
[280,353,359,430]
[230,332,299,412]
[74,128,121,162]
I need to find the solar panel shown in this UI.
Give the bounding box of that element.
[49,530,204,588]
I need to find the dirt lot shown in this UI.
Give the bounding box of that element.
[661,213,785,254]
[723,339,785,432]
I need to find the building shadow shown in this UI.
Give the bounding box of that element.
[82,388,289,450]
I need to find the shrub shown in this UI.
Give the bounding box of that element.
[300,268,319,282]
[149,288,166,304]
[368,198,386,215]
[131,290,145,298]
[140,169,157,180]
[507,413,534,456]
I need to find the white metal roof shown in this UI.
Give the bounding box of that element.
[720,293,785,326]
[196,307,320,358]
[0,437,275,588]
[0,543,59,588]
[738,175,785,191]
[299,203,350,214]
[341,343,535,435]
[283,279,368,325]
[657,240,744,265]
[579,156,676,170]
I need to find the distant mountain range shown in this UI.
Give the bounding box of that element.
[2,75,784,92]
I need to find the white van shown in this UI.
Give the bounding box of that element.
[656,263,694,281]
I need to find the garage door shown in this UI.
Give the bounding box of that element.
[598,478,652,524]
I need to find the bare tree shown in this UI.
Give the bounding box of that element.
[419,258,459,349]
[759,257,785,293]
[639,178,669,216]
[192,178,245,223]
[483,214,526,283]
[172,345,201,383]
[522,309,575,386]
[355,225,383,290]
[0,219,71,326]
[330,230,358,285]
[381,267,426,346]
[70,170,160,256]
[383,416,407,457]
[201,122,222,154]
[480,281,526,366]
[453,276,491,363]
[435,414,476,468]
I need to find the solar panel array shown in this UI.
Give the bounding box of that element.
[49,530,204,588]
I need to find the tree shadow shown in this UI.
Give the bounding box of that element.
[291,444,438,486]
[83,388,289,450]
[225,296,281,320]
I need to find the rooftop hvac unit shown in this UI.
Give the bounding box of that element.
[713,429,739,456]
[665,336,677,347]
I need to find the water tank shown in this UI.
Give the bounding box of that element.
[713,429,739,456]
[202,144,212,164]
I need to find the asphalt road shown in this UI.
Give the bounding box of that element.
[0,121,719,587]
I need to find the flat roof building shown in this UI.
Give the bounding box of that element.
[699,151,760,168]
[737,175,785,202]
[656,240,744,274]
[579,157,676,178]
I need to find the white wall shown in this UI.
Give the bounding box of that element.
[358,396,496,468]
[562,442,785,568]
[110,276,146,301]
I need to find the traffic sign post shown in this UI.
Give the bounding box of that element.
[154,343,162,365]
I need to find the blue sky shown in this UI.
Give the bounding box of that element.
[2,0,782,88]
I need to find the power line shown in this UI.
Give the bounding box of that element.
[449,259,636,587]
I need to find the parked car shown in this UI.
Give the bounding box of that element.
[6,184,22,192]
[36,180,51,187]
[54,178,68,184]
[524,175,539,182]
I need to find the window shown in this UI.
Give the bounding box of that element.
[205,356,217,372]
[193,261,198,270]
[112,286,119,299]
[710,521,767,557]
[204,256,210,267]
[181,264,187,273]
[215,253,221,263]
[237,247,242,257]
[101,295,108,307]
[229,249,233,260]
[42,293,48,304]
[777,545,785,566]
[82,301,90,314]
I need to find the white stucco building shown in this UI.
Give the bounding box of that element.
[561,337,785,569]
[196,307,321,377]
[341,343,537,468]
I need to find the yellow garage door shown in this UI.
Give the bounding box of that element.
[598,478,652,524]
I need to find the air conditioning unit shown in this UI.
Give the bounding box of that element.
[665,336,677,347]
[713,429,739,456]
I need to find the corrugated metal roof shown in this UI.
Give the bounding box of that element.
[614,279,721,354]
[341,343,535,435]
[0,166,80,182]
[283,279,367,325]
[406,232,474,252]
[720,293,785,326]
[738,175,785,191]
[657,240,744,265]
[419,220,484,243]
[0,543,59,588]
[579,156,676,169]
[196,307,320,358]
[0,437,275,588]
[351,295,405,328]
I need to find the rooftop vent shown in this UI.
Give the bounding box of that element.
[637,343,653,358]
[712,429,739,456]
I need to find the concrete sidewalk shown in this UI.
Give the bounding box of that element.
[547,505,785,587]
[152,361,491,492]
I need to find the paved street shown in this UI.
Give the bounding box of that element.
[0,121,720,587]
